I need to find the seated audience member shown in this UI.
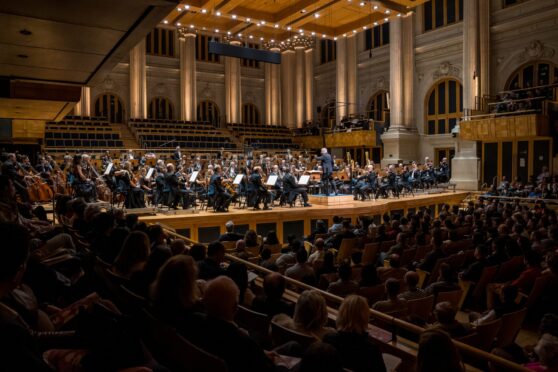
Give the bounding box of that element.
[129,246,172,297]
[232,239,251,260]
[328,216,343,234]
[251,272,294,317]
[430,302,472,338]
[372,278,408,316]
[424,263,461,296]
[323,295,387,372]
[486,250,542,309]
[193,276,275,372]
[525,333,558,372]
[298,342,344,372]
[416,329,464,372]
[197,241,226,280]
[189,243,206,262]
[383,232,410,259]
[308,238,326,264]
[226,261,255,307]
[459,245,490,282]
[0,222,52,371]
[149,255,203,337]
[273,290,334,341]
[244,229,260,249]
[259,248,278,271]
[327,262,359,297]
[417,231,445,272]
[307,220,328,243]
[326,220,356,249]
[112,231,151,280]
[316,251,337,277]
[377,254,407,282]
[470,285,522,326]
[276,239,301,272]
[169,239,188,256]
[285,249,315,284]
[359,264,381,288]
[218,221,244,242]
[398,271,427,301]
[146,224,167,248]
[263,230,280,245]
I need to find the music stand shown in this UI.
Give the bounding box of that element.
[298,175,310,186]
[266,175,278,186]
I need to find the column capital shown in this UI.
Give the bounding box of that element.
[177,27,197,40]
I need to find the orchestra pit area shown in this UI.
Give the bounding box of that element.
[1,0,558,371]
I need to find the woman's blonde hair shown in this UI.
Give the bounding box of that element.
[294,290,328,332]
[150,255,199,311]
[336,295,370,334]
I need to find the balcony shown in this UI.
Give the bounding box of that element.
[459,113,549,141]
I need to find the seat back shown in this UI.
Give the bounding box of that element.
[435,289,463,310]
[362,243,380,265]
[471,265,499,301]
[141,309,228,372]
[221,241,237,252]
[358,285,386,306]
[270,321,315,350]
[235,306,270,344]
[406,295,434,323]
[400,248,416,267]
[494,308,528,348]
[263,243,283,254]
[474,318,502,351]
[414,245,432,262]
[524,274,551,309]
[380,240,396,252]
[494,256,525,283]
[427,255,454,285]
[337,238,357,263]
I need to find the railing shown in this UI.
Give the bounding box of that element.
[156,225,530,372]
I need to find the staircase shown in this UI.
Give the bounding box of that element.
[115,123,141,150]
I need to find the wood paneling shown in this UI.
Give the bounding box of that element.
[460,114,549,141]
[295,129,376,149]
[11,119,45,140]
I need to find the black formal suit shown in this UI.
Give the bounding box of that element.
[316,153,337,195]
[249,173,270,208]
[218,232,244,242]
[282,172,309,204]
[197,258,227,280]
[209,174,231,211]
[165,171,181,208]
[2,160,29,201]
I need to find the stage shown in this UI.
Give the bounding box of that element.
[139,190,471,244]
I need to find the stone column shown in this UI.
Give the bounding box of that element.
[381,15,418,166]
[346,35,358,116]
[225,41,242,124]
[304,48,314,123]
[294,47,306,128]
[281,50,295,128]
[452,0,481,190]
[129,39,147,119]
[479,0,490,99]
[179,31,197,121]
[74,86,91,117]
[336,37,347,123]
[265,48,281,125]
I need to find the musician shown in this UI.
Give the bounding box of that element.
[35,156,53,178]
[439,157,450,182]
[164,163,184,210]
[1,153,28,201]
[115,161,145,208]
[249,166,272,210]
[282,167,311,207]
[126,149,135,161]
[193,156,202,171]
[316,147,338,196]
[268,164,283,202]
[353,165,377,201]
[173,146,182,165]
[226,161,238,179]
[208,165,231,212]
[376,164,398,199]
[71,154,97,202]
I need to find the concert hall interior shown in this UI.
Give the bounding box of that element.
[1,0,558,371]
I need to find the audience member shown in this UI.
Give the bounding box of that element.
[372,278,408,316]
[327,262,358,297]
[197,241,226,280]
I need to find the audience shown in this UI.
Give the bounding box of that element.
[416,329,464,372]
[431,302,472,338]
[327,262,359,297]
[112,231,151,280]
[285,249,315,284]
[218,220,244,242]
[252,272,294,317]
[197,241,226,280]
[372,278,408,316]
[398,271,427,301]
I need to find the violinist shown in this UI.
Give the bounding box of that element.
[2,153,28,201]
[208,165,231,212]
[282,166,311,207]
[35,156,53,179]
[173,146,181,165]
[249,166,272,210]
[71,154,97,202]
[175,165,195,209]
[114,161,145,208]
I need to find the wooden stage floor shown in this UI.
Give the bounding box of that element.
[139,191,471,244]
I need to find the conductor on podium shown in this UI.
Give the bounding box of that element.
[316,147,338,196]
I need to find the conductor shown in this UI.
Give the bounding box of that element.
[316,147,338,196]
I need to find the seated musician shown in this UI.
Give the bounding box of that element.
[249,166,272,211]
[282,167,311,207]
[439,157,450,182]
[114,161,145,209]
[208,165,231,212]
[353,164,377,201]
[71,154,97,202]
[376,164,398,199]
[268,165,283,202]
[1,153,29,201]
[163,163,185,210]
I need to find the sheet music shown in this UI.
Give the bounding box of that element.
[146,168,154,180]
[103,163,113,176]
[266,175,278,186]
[233,174,244,185]
[298,175,310,185]
[189,171,199,183]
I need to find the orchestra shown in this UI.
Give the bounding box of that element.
[0,147,454,212]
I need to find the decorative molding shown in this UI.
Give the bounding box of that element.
[376,76,387,91]
[432,61,461,81]
[200,83,215,101]
[518,40,555,63]
[103,77,115,90]
[154,83,167,96]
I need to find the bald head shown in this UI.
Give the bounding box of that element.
[263,272,286,300]
[404,271,419,289]
[204,276,239,321]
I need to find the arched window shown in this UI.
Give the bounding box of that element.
[319,101,336,128]
[367,91,389,121]
[242,103,261,124]
[94,93,125,123]
[197,100,220,126]
[423,0,463,32]
[148,97,173,120]
[425,79,463,135]
[506,61,558,90]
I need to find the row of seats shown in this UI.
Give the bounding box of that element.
[141,140,236,149]
[45,139,124,148]
[129,119,214,127]
[45,132,120,140]
[139,134,232,143]
[47,126,113,132]
[135,129,223,136]
[48,119,110,127]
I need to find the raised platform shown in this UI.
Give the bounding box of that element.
[308,194,355,206]
[139,191,471,244]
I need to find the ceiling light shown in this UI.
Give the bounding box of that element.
[246,17,251,22]
[374,21,378,25]
[359,1,365,6]
[333,36,338,40]
[299,29,303,33]
[232,14,237,19]
[384,18,388,22]
[353,29,356,33]
[216,11,221,16]
[274,24,279,28]
[257,22,261,26]
[190,24,194,28]
[343,33,347,37]
[271,39,275,42]
[294,35,298,39]
[311,31,316,35]
[177,7,182,11]
[227,31,231,35]
[249,35,253,39]
[287,26,292,30]
[261,21,265,24]
[238,33,242,37]
[374,5,379,10]
[201,9,207,13]
[184,5,190,9]
[362,25,367,29]
[314,13,320,18]
[322,34,326,38]
[260,37,264,40]
[176,22,182,26]
[385,10,391,14]
[163,20,168,24]
[301,9,307,13]
[397,13,402,17]
[215,28,219,32]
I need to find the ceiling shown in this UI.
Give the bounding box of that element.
[0,0,179,86]
[161,0,428,42]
